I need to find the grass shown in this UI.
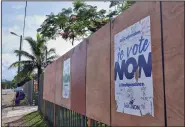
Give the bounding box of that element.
[20,97,29,105]
[4,111,50,127]
[23,111,49,127]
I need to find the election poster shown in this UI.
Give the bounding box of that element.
[63,58,70,99]
[114,16,154,117]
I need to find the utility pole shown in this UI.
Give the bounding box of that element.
[10,32,23,84]
[18,35,22,80]
[10,1,27,86]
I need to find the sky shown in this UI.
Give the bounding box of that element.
[2,1,111,81]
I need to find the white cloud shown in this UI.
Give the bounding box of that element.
[32,15,46,25]
[47,38,81,57]
[16,14,46,28]
[2,27,20,53]
[15,15,24,21]
[2,53,18,80]
[2,53,18,66]
[2,25,27,80]
[2,67,17,81]
[87,1,111,11]
[12,4,25,9]
[15,14,78,56]
[8,25,21,33]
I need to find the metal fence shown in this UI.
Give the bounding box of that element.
[45,100,54,126]
[55,105,108,127]
[38,74,108,127]
[55,104,87,127]
[45,102,108,127]
[23,79,38,105]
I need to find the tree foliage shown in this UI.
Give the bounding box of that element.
[37,0,110,45]
[107,1,136,18]
[12,71,34,86]
[37,0,135,45]
[9,33,58,86]
[7,1,135,87]
[2,80,15,89]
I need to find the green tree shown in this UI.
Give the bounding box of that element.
[2,80,15,89]
[9,33,58,88]
[107,1,136,18]
[37,0,109,45]
[37,0,135,45]
[12,71,34,87]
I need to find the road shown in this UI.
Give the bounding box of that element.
[2,89,15,108]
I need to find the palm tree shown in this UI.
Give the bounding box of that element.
[9,33,58,89]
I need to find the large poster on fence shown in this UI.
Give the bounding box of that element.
[114,16,154,117]
[63,58,70,99]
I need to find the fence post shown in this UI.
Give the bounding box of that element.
[82,115,86,127]
[44,100,45,119]
[54,104,56,127]
[31,80,33,105]
[88,118,92,127]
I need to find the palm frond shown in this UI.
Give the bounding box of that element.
[16,65,35,83]
[47,55,58,61]
[37,33,46,52]
[20,64,36,74]
[46,60,52,66]
[47,48,56,56]
[14,50,35,60]
[24,37,37,56]
[9,60,35,69]
[10,33,57,82]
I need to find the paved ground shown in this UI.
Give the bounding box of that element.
[3,106,38,118]
[2,89,38,126]
[2,89,15,109]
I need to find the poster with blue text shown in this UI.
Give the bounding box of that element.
[114,16,154,117]
[63,58,70,99]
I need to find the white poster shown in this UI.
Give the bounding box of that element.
[114,16,154,117]
[63,58,70,98]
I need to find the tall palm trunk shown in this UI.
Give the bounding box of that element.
[37,67,41,91]
[37,66,42,106]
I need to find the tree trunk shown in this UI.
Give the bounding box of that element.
[72,37,74,45]
[37,67,41,92]
[37,66,41,108]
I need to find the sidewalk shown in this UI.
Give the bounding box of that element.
[2,106,38,125]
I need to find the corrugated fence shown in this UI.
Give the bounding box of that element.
[23,79,38,105]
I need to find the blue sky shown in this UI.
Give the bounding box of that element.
[2,1,111,81]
